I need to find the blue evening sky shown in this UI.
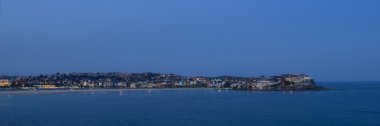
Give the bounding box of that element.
[0,0,379,81]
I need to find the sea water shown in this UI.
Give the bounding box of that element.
[0,82,379,126]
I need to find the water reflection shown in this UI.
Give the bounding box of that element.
[119,90,123,96]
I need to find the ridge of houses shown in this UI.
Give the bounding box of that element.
[0,73,318,90]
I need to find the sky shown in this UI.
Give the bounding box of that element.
[0,0,379,81]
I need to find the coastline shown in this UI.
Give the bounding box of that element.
[0,88,216,96]
[238,87,333,92]
[0,87,332,96]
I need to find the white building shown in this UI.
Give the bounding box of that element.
[130,84,136,88]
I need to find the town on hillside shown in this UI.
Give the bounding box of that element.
[0,73,319,91]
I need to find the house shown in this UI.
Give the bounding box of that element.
[116,82,127,87]
[283,74,313,84]
[0,79,11,87]
[130,83,136,88]
[177,80,185,86]
[34,84,57,89]
[147,83,158,88]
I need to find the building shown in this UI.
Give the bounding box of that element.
[34,84,57,89]
[0,79,11,87]
[283,74,313,83]
[176,80,185,86]
[130,83,136,88]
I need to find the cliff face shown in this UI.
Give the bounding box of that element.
[231,74,322,91]
[267,80,318,91]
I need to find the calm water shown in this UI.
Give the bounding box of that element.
[1,82,379,126]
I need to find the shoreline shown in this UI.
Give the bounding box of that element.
[237,87,333,92]
[0,87,332,96]
[0,88,218,96]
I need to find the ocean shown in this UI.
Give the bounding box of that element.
[0,82,379,126]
